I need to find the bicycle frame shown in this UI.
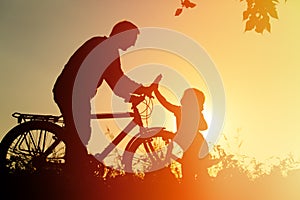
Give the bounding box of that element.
[7,95,167,173]
[91,106,146,162]
[1,76,169,174]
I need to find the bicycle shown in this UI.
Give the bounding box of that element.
[0,81,175,176]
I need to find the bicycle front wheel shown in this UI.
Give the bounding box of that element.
[0,121,66,175]
[123,129,175,174]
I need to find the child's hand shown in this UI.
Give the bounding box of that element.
[153,74,162,84]
[151,74,162,91]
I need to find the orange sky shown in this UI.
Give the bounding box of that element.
[0,0,300,164]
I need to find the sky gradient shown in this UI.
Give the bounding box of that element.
[0,0,299,164]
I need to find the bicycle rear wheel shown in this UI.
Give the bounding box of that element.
[0,121,66,175]
[123,129,175,174]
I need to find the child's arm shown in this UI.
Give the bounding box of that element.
[154,88,180,114]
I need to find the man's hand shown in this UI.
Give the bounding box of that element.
[143,85,155,98]
[133,74,162,98]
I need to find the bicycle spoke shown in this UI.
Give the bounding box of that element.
[47,143,66,161]
[19,131,36,156]
[127,132,174,173]
[10,134,23,154]
[6,147,33,169]
[0,121,66,174]
[143,142,157,164]
[10,139,32,157]
[8,147,32,157]
[36,129,46,153]
[37,129,48,153]
[27,130,39,154]
[37,129,43,152]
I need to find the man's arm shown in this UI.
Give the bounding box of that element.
[102,56,159,102]
[102,57,151,101]
[106,72,152,102]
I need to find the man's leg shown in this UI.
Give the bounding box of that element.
[69,100,92,176]
[55,98,89,173]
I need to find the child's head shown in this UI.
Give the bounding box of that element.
[180,88,205,109]
[180,88,207,131]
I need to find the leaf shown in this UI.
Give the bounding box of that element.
[243,10,250,20]
[266,22,271,32]
[175,8,183,16]
[255,25,264,34]
[189,2,196,8]
[255,27,264,34]
[245,19,255,31]
[255,19,265,33]
[268,7,279,19]
[182,0,196,8]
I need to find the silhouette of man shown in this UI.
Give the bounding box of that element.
[53,20,154,169]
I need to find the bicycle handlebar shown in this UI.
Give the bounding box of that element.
[129,95,146,108]
[129,74,162,108]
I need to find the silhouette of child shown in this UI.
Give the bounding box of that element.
[154,79,208,181]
